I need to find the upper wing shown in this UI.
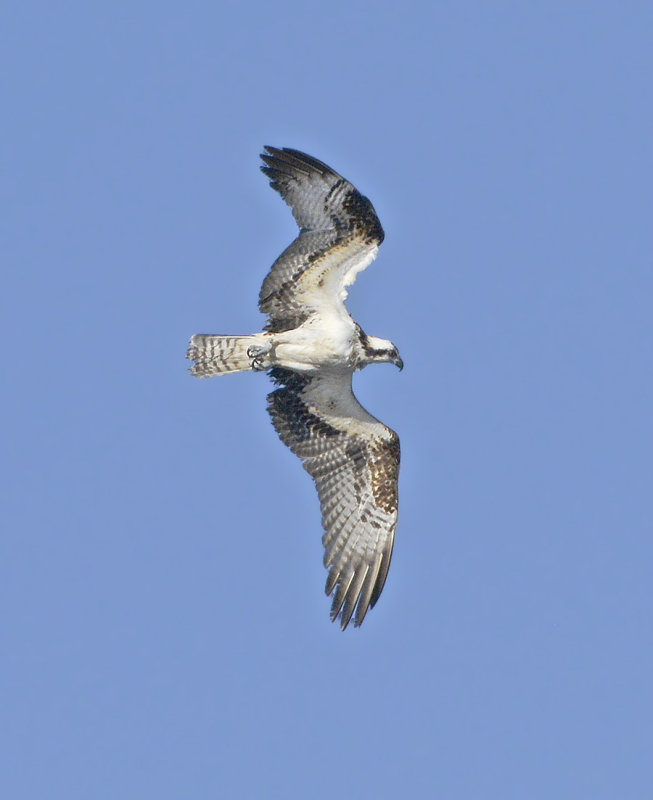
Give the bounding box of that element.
[267,368,399,629]
[259,147,385,332]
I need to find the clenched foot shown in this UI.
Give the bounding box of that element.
[247,343,271,371]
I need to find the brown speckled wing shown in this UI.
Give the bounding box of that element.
[267,369,399,630]
[259,147,385,332]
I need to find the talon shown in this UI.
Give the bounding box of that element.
[247,344,266,358]
[251,356,266,371]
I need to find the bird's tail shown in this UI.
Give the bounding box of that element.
[186,334,266,377]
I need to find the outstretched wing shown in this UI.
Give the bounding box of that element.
[267,369,399,629]
[259,147,385,333]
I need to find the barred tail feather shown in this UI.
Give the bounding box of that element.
[187,334,263,377]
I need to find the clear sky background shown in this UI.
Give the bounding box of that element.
[3,2,652,798]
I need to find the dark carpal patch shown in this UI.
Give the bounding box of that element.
[342,189,385,244]
[368,434,400,515]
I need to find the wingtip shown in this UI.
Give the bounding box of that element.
[332,607,355,632]
[332,601,368,631]
[260,146,280,173]
[260,146,338,178]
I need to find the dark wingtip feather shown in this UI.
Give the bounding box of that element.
[353,556,382,627]
[260,146,340,179]
[369,547,393,609]
[329,571,354,627]
[339,567,368,630]
[325,565,339,596]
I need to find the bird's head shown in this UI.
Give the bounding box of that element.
[360,335,404,370]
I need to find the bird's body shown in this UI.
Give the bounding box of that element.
[187,147,402,629]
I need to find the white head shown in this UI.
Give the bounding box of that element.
[359,334,404,370]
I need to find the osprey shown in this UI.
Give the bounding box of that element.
[187,147,402,629]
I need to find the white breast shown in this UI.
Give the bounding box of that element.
[273,317,357,372]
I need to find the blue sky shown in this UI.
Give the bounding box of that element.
[3,2,652,797]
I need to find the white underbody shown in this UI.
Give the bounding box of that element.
[265,317,359,372]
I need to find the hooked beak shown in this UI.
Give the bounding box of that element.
[393,354,404,371]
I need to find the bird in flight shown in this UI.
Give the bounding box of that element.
[187,147,402,629]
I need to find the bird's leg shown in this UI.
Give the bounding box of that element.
[247,342,272,371]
